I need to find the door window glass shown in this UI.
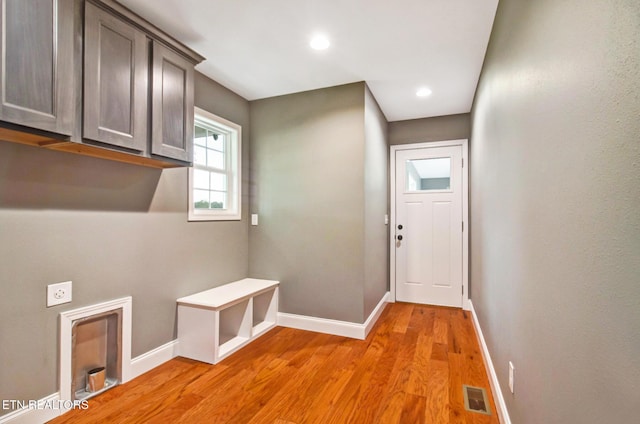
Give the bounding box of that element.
[406,157,451,191]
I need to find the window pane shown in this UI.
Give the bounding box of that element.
[193,169,210,190]
[194,146,207,166]
[210,172,226,192]
[215,133,225,152]
[194,126,207,147]
[193,189,210,209]
[406,157,451,191]
[208,150,225,170]
[209,191,226,209]
[207,131,225,152]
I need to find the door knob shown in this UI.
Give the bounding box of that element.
[398,224,403,230]
[397,235,403,241]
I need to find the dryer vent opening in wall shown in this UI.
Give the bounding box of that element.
[463,384,492,415]
[71,309,122,400]
[60,297,132,404]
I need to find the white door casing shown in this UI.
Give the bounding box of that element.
[390,140,469,309]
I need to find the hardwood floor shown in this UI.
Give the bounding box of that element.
[49,303,499,424]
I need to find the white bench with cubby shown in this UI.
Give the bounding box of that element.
[177,278,279,364]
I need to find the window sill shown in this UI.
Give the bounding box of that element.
[188,211,241,222]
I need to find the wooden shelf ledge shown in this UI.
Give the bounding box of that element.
[0,126,68,147]
[1,126,187,169]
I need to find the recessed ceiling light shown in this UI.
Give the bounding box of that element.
[416,87,433,97]
[310,34,330,50]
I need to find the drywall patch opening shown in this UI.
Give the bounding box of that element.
[463,384,492,415]
[71,309,121,400]
[60,297,132,405]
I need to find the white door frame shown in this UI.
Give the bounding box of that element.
[390,139,470,310]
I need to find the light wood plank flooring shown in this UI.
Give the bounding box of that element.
[49,303,499,423]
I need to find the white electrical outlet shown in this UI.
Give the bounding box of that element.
[508,361,515,393]
[251,214,258,226]
[47,281,72,307]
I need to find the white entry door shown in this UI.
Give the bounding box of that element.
[394,144,464,307]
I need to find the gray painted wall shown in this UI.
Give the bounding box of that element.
[470,1,640,423]
[363,85,389,317]
[389,113,470,145]
[249,82,388,323]
[0,72,249,412]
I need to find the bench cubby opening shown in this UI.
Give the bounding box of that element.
[252,288,277,337]
[218,299,251,357]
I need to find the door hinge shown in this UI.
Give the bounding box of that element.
[462,221,464,232]
[462,286,464,295]
[462,158,464,168]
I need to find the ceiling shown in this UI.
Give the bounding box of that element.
[118,0,498,122]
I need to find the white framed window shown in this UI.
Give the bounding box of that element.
[188,107,241,221]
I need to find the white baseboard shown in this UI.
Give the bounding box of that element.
[130,340,180,379]
[278,291,390,340]
[0,393,62,424]
[364,292,391,337]
[0,341,179,424]
[469,300,511,424]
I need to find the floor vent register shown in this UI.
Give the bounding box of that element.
[463,385,492,415]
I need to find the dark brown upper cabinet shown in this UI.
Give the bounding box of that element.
[0,0,203,168]
[83,1,148,152]
[151,41,194,162]
[82,1,201,165]
[0,0,74,136]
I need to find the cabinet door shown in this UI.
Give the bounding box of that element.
[84,2,148,151]
[0,0,74,135]
[151,41,193,162]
